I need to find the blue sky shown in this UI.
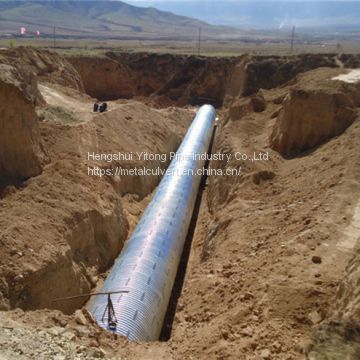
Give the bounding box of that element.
[126,0,360,28]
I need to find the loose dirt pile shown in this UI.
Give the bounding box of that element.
[0,47,360,360]
[0,309,115,360]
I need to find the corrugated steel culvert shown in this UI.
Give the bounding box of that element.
[89,105,216,341]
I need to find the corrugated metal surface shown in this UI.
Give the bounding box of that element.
[89,105,216,341]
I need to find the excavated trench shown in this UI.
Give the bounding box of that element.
[64,52,360,343]
[38,53,238,338]
[68,52,243,107]
[61,53,245,340]
[3,48,360,347]
[67,52,357,108]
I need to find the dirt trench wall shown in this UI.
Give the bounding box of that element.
[0,47,86,190]
[2,47,84,91]
[68,52,242,107]
[243,54,338,96]
[269,68,360,156]
[0,98,191,313]
[68,52,360,110]
[243,53,360,98]
[0,47,194,314]
[67,55,133,101]
[0,63,47,186]
[0,165,128,313]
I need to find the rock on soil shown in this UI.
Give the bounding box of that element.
[0,311,114,360]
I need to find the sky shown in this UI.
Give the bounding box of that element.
[126,0,360,29]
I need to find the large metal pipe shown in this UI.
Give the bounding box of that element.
[89,105,216,341]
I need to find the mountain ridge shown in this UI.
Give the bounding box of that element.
[0,0,237,39]
[129,1,360,31]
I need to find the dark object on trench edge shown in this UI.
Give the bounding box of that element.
[99,102,108,113]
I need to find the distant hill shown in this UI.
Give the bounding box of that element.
[0,0,238,39]
[130,1,360,32]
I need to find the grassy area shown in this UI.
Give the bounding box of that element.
[1,37,359,57]
[304,322,360,360]
[37,106,82,125]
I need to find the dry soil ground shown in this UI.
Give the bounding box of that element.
[0,48,360,360]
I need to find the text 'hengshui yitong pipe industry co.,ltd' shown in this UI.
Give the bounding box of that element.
[89,105,216,341]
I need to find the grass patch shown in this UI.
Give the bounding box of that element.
[304,321,360,360]
[37,106,82,124]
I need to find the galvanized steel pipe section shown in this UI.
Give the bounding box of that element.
[89,105,216,341]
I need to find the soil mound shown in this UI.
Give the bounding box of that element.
[269,68,360,156]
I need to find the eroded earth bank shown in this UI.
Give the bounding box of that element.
[0,47,360,359]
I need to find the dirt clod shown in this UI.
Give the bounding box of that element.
[312,256,322,264]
